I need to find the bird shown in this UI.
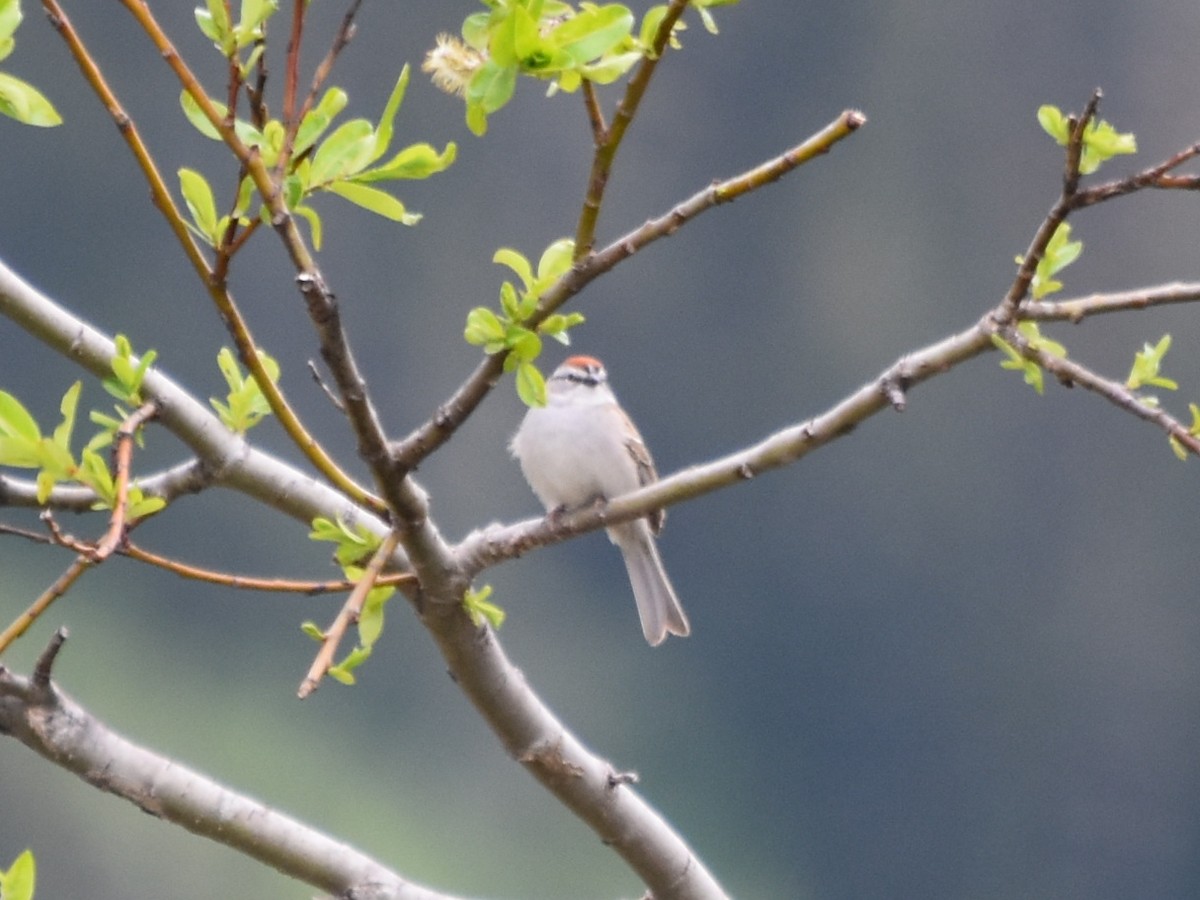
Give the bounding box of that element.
[510,354,690,645]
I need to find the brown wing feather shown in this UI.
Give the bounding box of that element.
[626,436,665,535]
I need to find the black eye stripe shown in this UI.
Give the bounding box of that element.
[558,366,605,386]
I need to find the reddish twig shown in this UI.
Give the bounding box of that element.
[298,530,401,698]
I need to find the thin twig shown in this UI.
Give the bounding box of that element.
[282,0,305,130]
[125,542,414,594]
[573,0,691,254]
[997,322,1200,457]
[30,626,69,690]
[295,0,363,153]
[298,530,401,698]
[94,401,159,558]
[998,90,1102,320]
[1022,282,1200,322]
[1,403,158,655]
[1071,141,1200,208]
[307,359,346,412]
[581,80,607,144]
[0,557,92,656]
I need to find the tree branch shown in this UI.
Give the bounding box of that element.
[0,635,461,900]
[457,314,994,575]
[1,459,210,511]
[1022,282,1200,322]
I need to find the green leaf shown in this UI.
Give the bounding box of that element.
[1026,222,1082,300]
[210,346,280,433]
[326,180,421,225]
[498,281,521,320]
[308,515,381,569]
[579,51,641,85]
[370,66,410,162]
[0,848,36,900]
[463,584,506,629]
[536,237,576,283]
[493,247,534,291]
[128,492,167,519]
[179,167,220,245]
[300,621,325,641]
[991,333,1044,394]
[51,381,81,452]
[1038,103,1136,174]
[292,201,324,250]
[508,328,542,363]
[0,0,23,44]
[326,660,358,685]
[0,70,61,127]
[1079,117,1137,175]
[552,5,634,63]
[466,59,517,115]
[180,90,221,139]
[232,0,276,48]
[464,307,506,347]
[200,0,233,52]
[357,584,394,648]
[1126,334,1177,391]
[179,91,267,147]
[515,361,546,407]
[1037,105,1069,144]
[294,88,348,157]
[0,434,40,467]
[357,141,457,182]
[538,311,585,345]
[78,448,114,502]
[309,118,377,185]
[462,11,490,50]
[465,101,489,136]
[0,389,40,441]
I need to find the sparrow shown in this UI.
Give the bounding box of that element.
[510,355,690,645]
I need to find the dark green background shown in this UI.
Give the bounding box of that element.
[2,2,1199,897]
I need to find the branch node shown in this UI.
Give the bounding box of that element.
[32,627,70,690]
[882,376,908,411]
[607,768,640,787]
[307,359,346,413]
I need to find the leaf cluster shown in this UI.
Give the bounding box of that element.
[195,0,276,78]
[1017,222,1082,301]
[0,0,61,127]
[179,66,456,249]
[432,0,737,135]
[303,517,397,684]
[1038,104,1137,175]
[0,343,163,518]
[464,238,584,406]
[208,346,281,434]
[992,322,1067,395]
[0,849,35,900]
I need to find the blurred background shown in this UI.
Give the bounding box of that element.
[2,1,1200,898]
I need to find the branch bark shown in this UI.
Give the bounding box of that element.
[0,634,459,900]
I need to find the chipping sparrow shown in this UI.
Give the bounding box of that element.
[510,355,691,646]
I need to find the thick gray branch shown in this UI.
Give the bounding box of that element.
[0,654,459,900]
[0,258,729,897]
